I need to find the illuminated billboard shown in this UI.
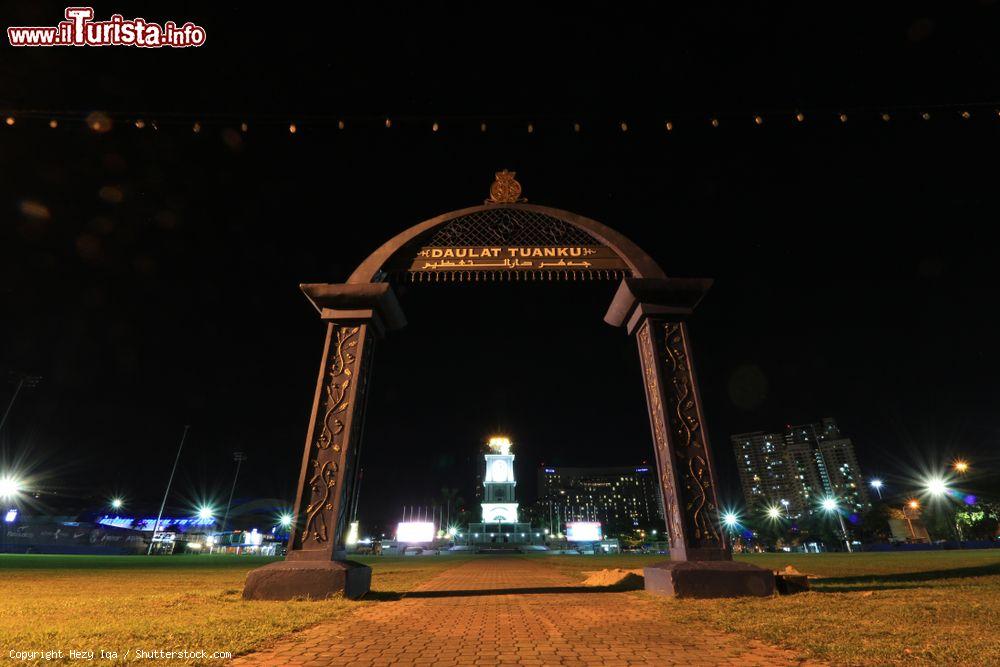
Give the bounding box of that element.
[566,521,602,542]
[396,521,435,543]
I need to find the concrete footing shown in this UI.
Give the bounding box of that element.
[643,560,775,598]
[242,559,371,601]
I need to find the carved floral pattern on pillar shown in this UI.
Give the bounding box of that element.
[303,325,360,544]
[661,322,722,546]
[637,322,686,550]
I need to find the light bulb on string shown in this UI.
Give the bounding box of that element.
[881,113,891,122]
[620,121,628,132]
[795,112,805,122]
[754,115,763,125]
[192,121,202,133]
[384,118,392,129]
[337,119,345,130]
[961,110,971,120]
[839,113,848,123]
[240,122,248,133]
[288,123,297,134]
[135,119,146,129]
[664,121,673,131]
[921,112,931,121]
[431,122,439,132]
[710,118,719,128]
[480,122,487,132]
[527,122,534,134]
[5,116,15,126]
[49,119,58,129]
[573,122,581,133]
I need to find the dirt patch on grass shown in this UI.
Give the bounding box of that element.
[582,568,644,589]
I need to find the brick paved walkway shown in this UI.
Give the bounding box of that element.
[232,557,818,666]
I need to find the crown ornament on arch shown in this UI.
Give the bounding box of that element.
[486,169,527,204]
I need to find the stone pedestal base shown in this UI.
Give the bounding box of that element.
[643,560,775,598]
[243,559,371,601]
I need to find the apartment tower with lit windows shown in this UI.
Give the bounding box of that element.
[731,417,869,517]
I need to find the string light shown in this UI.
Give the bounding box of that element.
[5,105,1000,138]
[87,112,111,133]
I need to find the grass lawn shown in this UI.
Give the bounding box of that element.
[0,553,469,666]
[3,550,998,665]
[538,549,1000,665]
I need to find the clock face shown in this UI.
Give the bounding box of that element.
[491,459,508,481]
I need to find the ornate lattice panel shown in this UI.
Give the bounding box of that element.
[388,207,631,283]
[423,208,598,247]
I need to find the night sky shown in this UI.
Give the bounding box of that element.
[2,2,999,525]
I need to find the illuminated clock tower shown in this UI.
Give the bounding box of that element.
[481,437,518,523]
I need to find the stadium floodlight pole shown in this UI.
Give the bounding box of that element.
[221,451,248,534]
[147,425,190,556]
[0,374,42,435]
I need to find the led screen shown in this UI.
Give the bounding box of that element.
[396,521,435,543]
[566,521,602,542]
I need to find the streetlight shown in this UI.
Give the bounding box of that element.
[821,497,852,553]
[924,476,963,541]
[110,497,124,511]
[221,452,247,533]
[869,479,883,500]
[722,511,739,529]
[924,476,949,498]
[952,460,969,474]
[0,475,23,500]
[766,505,783,520]
[278,513,293,529]
[903,499,920,540]
[197,505,215,521]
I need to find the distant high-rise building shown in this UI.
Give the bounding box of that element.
[731,418,869,516]
[535,465,664,537]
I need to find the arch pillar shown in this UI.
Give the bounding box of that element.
[607,279,776,596]
[243,283,404,601]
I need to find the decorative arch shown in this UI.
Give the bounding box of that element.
[243,172,775,602]
[347,202,667,284]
